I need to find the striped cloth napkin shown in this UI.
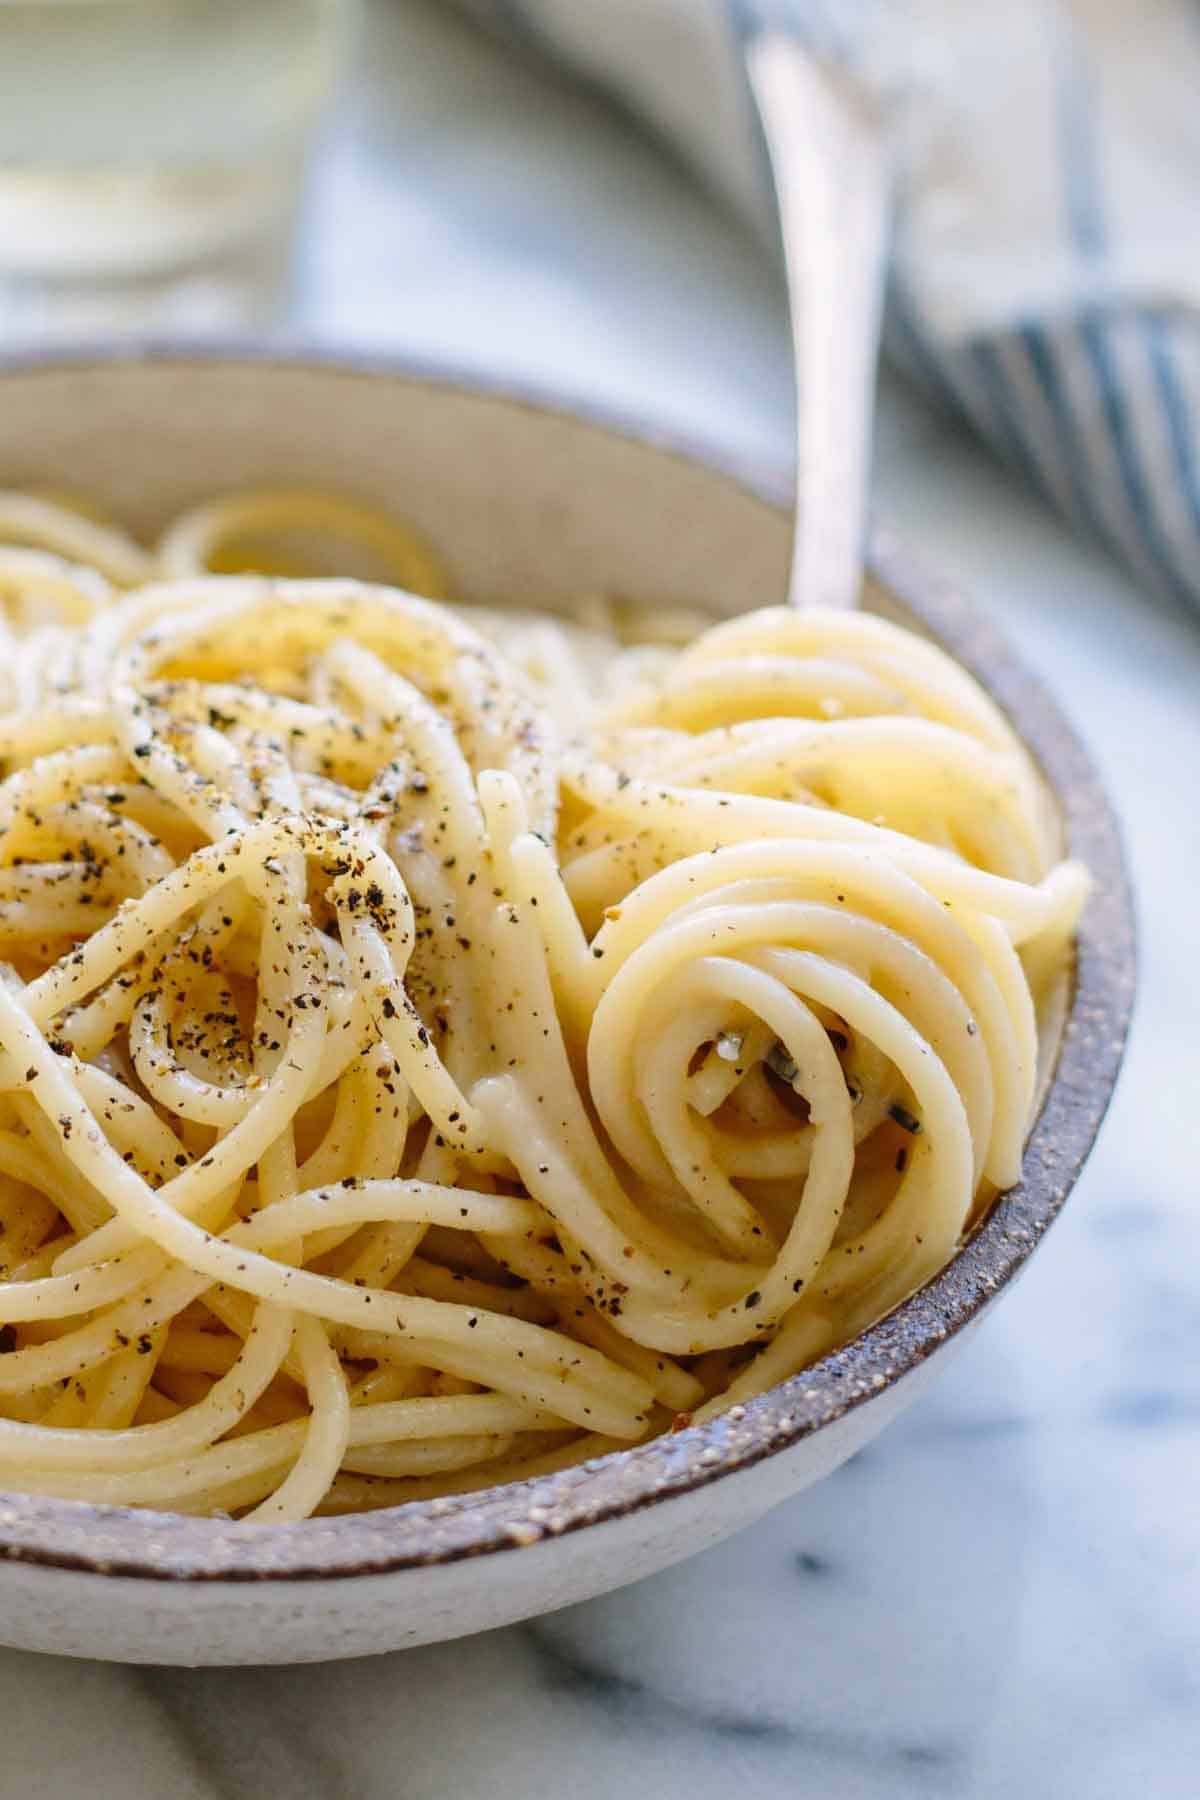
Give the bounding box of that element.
[455,0,1200,612]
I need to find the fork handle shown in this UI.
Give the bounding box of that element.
[746,33,890,612]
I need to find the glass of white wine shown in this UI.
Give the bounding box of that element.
[0,0,353,339]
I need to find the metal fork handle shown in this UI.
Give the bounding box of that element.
[746,33,890,611]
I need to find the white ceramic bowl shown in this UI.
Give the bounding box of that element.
[0,351,1133,1666]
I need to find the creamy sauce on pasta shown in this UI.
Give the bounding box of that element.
[0,489,1087,1518]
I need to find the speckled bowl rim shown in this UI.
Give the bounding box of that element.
[0,346,1135,1585]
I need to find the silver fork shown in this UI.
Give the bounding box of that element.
[739,3,892,611]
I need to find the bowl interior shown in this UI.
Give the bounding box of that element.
[1,352,796,613]
[0,351,1134,1583]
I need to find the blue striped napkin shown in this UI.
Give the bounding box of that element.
[455,0,1200,613]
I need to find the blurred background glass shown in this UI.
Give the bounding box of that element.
[0,0,353,338]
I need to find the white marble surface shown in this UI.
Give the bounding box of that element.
[1,2,1198,1794]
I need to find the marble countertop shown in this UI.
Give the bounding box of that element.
[1,3,1197,1795]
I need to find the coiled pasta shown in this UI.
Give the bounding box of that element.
[0,489,1087,1518]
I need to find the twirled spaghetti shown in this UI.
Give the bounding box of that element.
[0,488,1087,1519]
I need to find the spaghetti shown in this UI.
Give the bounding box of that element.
[0,488,1087,1518]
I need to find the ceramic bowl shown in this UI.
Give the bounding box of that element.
[0,350,1134,1666]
